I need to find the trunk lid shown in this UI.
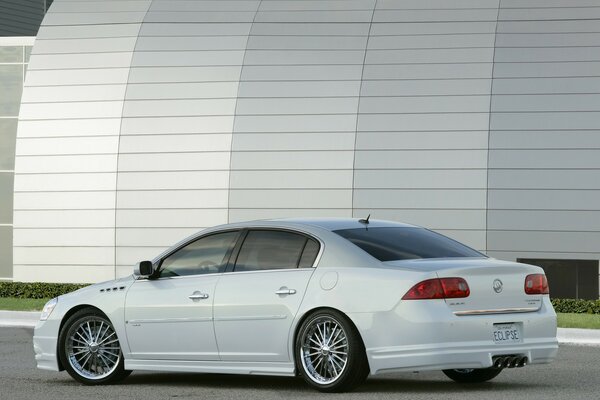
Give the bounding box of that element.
[384,258,545,314]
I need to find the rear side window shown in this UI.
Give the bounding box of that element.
[234,230,320,272]
[298,238,320,268]
[333,227,483,262]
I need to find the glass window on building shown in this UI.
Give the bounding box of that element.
[0,64,23,116]
[518,259,599,300]
[0,226,11,279]
[0,39,32,279]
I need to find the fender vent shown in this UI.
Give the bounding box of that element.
[100,286,126,293]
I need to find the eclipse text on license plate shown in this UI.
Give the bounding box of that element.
[493,323,521,344]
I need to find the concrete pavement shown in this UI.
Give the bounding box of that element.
[0,310,39,328]
[2,327,600,400]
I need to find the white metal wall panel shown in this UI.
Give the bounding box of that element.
[487,1,600,259]
[491,130,600,149]
[37,23,142,39]
[356,131,488,150]
[353,0,498,251]
[116,228,199,248]
[13,228,114,247]
[12,0,600,282]
[353,190,487,209]
[14,192,115,210]
[227,1,371,222]
[20,85,127,103]
[16,136,118,156]
[114,0,260,274]
[13,0,152,283]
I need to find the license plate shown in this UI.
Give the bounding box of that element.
[493,323,521,344]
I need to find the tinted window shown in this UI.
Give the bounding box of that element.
[334,227,483,262]
[298,238,320,268]
[160,231,238,277]
[234,230,310,272]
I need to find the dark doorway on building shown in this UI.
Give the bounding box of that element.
[517,259,599,300]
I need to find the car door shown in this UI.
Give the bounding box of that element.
[213,229,321,362]
[124,230,240,361]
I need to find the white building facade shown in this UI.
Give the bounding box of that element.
[6,0,600,298]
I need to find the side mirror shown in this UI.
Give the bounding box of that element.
[134,260,154,277]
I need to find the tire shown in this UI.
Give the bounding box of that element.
[442,367,503,383]
[58,308,131,385]
[295,309,369,392]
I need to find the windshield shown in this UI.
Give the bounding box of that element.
[333,227,484,262]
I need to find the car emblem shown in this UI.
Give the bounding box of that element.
[493,279,503,293]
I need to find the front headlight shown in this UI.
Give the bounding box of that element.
[40,298,58,321]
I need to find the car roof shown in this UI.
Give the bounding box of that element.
[259,217,419,231]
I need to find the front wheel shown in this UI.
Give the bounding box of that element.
[58,308,131,385]
[295,310,369,392]
[443,367,503,383]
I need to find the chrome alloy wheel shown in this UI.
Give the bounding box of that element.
[65,316,121,380]
[300,316,349,384]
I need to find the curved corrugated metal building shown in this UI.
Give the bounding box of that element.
[14,0,600,290]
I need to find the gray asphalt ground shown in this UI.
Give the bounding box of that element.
[2,327,599,400]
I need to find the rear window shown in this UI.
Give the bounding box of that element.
[333,227,484,262]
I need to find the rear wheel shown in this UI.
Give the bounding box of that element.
[295,309,369,392]
[443,367,502,383]
[58,308,131,385]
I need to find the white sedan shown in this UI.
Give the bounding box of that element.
[33,218,558,392]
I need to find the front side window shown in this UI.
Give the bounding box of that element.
[160,231,238,277]
[334,227,484,262]
[234,230,319,272]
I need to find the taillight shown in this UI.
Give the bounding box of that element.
[525,274,549,295]
[402,278,470,300]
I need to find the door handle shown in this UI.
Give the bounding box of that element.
[275,288,297,296]
[188,291,209,300]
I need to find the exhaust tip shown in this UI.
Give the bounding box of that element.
[509,357,520,368]
[502,357,512,368]
[517,357,528,368]
[493,356,505,368]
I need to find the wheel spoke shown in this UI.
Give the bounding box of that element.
[101,349,120,359]
[316,324,325,346]
[76,331,89,344]
[320,355,327,377]
[330,335,346,348]
[98,331,116,345]
[72,337,88,346]
[326,326,337,346]
[86,322,94,343]
[329,328,342,346]
[331,353,347,369]
[95,322,104,342]
[99,324,111,343]
[329,357,338,376]
[98,353,112,369]
[99,338,119,346]
[79,353,92,368]
[313,355,324,371]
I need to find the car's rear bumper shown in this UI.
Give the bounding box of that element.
[366,338,558,374]
[350,296,558,375]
